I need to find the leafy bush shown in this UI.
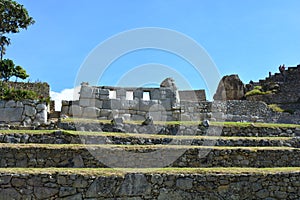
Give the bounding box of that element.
[0,81,49,103]
[245,89,272,97]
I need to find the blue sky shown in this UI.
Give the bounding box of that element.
[5,0,300,102]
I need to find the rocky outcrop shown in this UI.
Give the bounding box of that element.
[213,75,245,100]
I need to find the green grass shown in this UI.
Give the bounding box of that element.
[0,130,296,144]
[68,131,293,141]
[0,130,56,134]
[0,167,299,176]
[245,89,272,97]
[268,104,285,112]
[61,118,300,128]
[0,143,297,151]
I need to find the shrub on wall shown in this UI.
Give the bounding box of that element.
[245,86,273,97]
[0,81,50,103]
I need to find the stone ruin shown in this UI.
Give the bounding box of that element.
[61,65,300,124]
[61,78,208,121]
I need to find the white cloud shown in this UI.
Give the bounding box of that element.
[50,86,81,111]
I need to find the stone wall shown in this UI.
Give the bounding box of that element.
[178,90,206,101]
[62,98,299,124]
[58,122,300,136]
[1,129,300,147]
[2,81,50,98]
[0,172,299,199]
[247,66,300,114]
[62,84,181,121]
[1,144,300,168]
[0,100,47,126]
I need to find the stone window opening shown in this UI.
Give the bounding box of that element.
[126,91,134,100]
[109,90,117,99]
[143,91,150,100]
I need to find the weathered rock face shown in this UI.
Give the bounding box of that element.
[160,77,180,103]
[160,77,177,89]
[213,75,245,100]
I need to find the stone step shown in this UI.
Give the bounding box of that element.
[1,144,300,168]
[0,167,299,199]
[1,130,300,147]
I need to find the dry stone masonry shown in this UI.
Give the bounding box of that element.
[0,171,300,199]
[61,68,300,124]
[0,100,47,126]
[0,66,299,199]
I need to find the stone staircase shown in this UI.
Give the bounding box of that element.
[0,122,300,199]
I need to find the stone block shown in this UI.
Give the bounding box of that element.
[98,89,109,95]
[119,114,131,121]
[128,100,139,110]
[79,98,91,107]
[148,111,162,121]
[102,99,121,109]
[131,114,145,121]
[133,90,143,99]
[176,177,193,190]
[108,110,119,120]
[36,104,47,112]
[119,174,151,196]
[180,114,191,121]
[16,101,23,108]
[149,103,164,112]
[150,89,161,100]
[100,109,112,117]
[61,106,69,115]
[24,105,37,117]
[139,100,159,112]
[82,107,100,118]
[116,88,126,99]
[69,105,83,117]
[89,99,103,108]
[111,117,124,125]
[160,99,172,111]
[80,86,94,98]
[35,111,47,124]
[0,100,5,108]
[99,94,109,100]
[5,100,16,108]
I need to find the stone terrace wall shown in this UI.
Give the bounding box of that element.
[0,100,47,126]
[1,145,300,168]
[3,81,50,98]
[2,130,300,147]
[58,122,300,137]
[0,172,300,199]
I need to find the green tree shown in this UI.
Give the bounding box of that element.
[0,0,35,60]
[0,58,28,81]
[0,58,14,81]
[14,65,29,81]
[0,0,34,81]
